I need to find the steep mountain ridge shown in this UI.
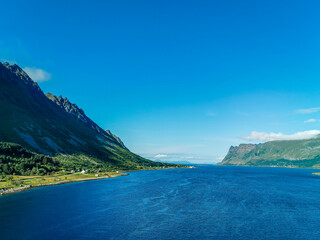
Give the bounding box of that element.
[0,62,171,170]
[45,92,127,148]
[219,136,320,168]
[46,93,103,133]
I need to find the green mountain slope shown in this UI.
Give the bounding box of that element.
[0,62,175,172]
[219,137,320,168]
[0,142,61,175]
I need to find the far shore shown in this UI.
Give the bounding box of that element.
[217,163,320,170]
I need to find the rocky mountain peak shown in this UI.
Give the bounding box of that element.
[2,62,30,81]
[0,62,42,94]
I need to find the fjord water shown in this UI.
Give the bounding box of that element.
[1,166,320,240]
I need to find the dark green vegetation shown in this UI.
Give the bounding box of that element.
[0,62,177,176]
[219,137,320,168]
[0,142,60,176]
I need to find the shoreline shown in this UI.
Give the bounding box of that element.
[0,166,194,197]
[217,164,320,176]
[0,173,129,197]
[124,165,194,172]
[216,164,320,170]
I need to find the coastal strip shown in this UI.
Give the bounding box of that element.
[0,166,194,196]
[0,172,128,196]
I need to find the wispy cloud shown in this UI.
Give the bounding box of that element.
[241,130,320,142]
[154,154,168,158]
[304,119,317,123]
[23,67,51,82]
[296,107,320,114]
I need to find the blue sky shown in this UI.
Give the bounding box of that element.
[1,0,320,163]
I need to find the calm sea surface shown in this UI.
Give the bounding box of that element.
[1,165,320,240]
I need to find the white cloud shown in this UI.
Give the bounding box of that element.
[296,107,320,114]
[304,119,317,123]
[216,156,224,160]
[154,154,168,158]
[186,156,194,159]
[23,67,51,82]
[241,130,320,142]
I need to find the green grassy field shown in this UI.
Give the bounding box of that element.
[0,166,182,191]
[0,171,125,190]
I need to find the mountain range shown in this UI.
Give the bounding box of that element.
[0,62,175,174]
[219,137,320,168]
[4,61,319,172]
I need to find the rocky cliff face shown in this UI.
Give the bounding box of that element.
[0,62,163,169]
[228,144,257,156]
[219,144,257,165]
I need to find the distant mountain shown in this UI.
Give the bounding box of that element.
[158,160,193,165]
[218,137,320,168]
[0,62,175,171]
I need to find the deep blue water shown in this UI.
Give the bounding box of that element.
[1,165,320,240]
